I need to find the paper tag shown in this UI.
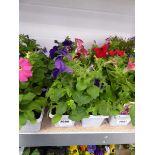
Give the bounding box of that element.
[116,116,130,125]
[56,118,74,127]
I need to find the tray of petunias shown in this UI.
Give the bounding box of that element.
[89,36,135,126]
[46,36,135,127]
[19,35,54,132]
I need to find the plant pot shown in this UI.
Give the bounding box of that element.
[20,109,44,132]
[19,147,24,155]
[49,113,75,127]
[82,115,109,127]
[109,115,131,126]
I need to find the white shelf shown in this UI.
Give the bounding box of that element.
[19,116,135,147]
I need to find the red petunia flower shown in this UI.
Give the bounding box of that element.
[93,43,109,58]
[109,50,117,56]
[116,50,125,56]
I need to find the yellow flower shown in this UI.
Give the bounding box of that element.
[69,146,79,155]
[110,144,115,153]
[69,145,78,151]
[85,151,91,155]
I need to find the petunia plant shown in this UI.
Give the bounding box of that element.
[88,37,135,119]
[19,35,54,128]
[46,38,94,124]
[46,37,135,124]
[19,35,135,126]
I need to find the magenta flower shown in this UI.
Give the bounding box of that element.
[19,57,32,82]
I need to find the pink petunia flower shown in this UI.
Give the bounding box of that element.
[19,57,33,82]
[127,58,135,71]
[75,38,88,57]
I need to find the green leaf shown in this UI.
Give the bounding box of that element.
[96,101,111,115]
[27,102,42,111]
[24,111,36,124]
[48,62,54,70]
[19,94,23,102]
[52,114,62,124]
[72,91,92,105]
[31,149,40,155]
[20,82,29,89]
[19,113,27,127]
[105,85,113,99]
[110,110,119,115]
[46,87,66,102]
[129,105,135,126]
[33,86,42,95]
[56,102,67,115]
[29,97,46,108]
[76,78,91,91]
[22,92,36,102]
[23,148,30,155]
[87,86,100,99]
[65,88,72,97]
[69,107,89,121]
[66,100,76,110]
[86,107,97,115]
[117,104,124,111]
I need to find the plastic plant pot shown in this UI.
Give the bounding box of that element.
[49,113,75,127]
[82,115,109,127]
[109,115,131,126]
[20,109,44,132]
[19,147,24,155]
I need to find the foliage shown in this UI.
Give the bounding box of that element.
[19,34,41,57]
[129,104,135,126]
[19,35,54,128]
[23,148,40,155]
[22,147,66,155]
[109,36,135,56]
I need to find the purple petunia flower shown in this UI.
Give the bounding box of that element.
[57,49,68,56]
[95,148,103,155]
[55,56,73,73]
[62,39,73,46]
[94,79,100,87]
[54,40,60,44]
[57,48,72,60]
[42,47,48,54]
[49,46,58,59]
[128,53,131,58]
[52,68,60,79]
[52,56,73,79]
[87,145,96,154]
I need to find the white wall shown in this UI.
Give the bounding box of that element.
[19,0,135,50]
